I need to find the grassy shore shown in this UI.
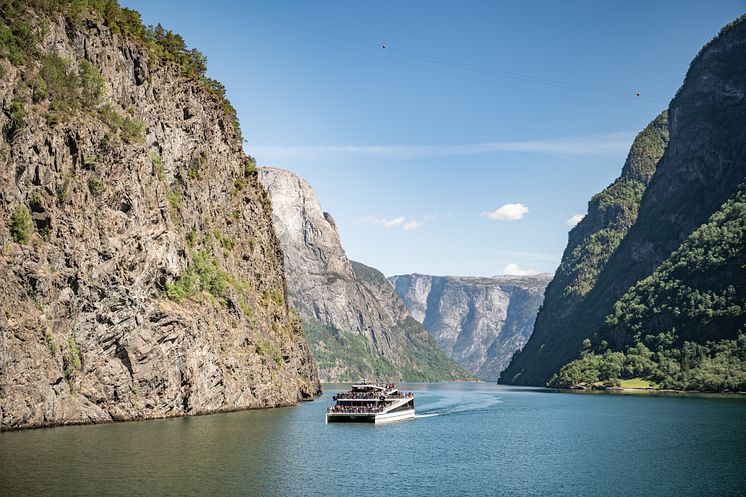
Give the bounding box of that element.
[618,378,658,389]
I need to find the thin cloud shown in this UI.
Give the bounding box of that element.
[356,212,437,231]
[355,215,408,229]
[250,132,634,160]
[357,216,384,225]
[383,217,406,228]
[502,263,540,276]
[482,203,529,221]
[566,213,585,227]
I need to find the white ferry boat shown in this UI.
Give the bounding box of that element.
[326,382,415,423]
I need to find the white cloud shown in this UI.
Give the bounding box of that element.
[383,217,406,228]
[356,213,436,231]
[357,215,383,225]
[249,132,634,160]
[565,213,585,227]
[502,263,540,276]
[356,216,404,228]
[403,220,422,231]
[482,203,529,221]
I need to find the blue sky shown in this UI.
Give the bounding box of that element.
[124,0,744,277]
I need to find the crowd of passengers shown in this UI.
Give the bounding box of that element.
[334,391,414,400]
[327,403,384,414]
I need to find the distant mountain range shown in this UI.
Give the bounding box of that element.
[389,274,550,380]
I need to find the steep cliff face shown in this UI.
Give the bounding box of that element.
[258,167,469,382]
[500,113,669,386]
[257,167,375,338]
[501,15,746,388]
[390,274,550,380]
[0,2,319,430]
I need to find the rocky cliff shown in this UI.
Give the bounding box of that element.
[501,15,746,389]
[0,1,319,430]
[258,167,469,382]
[390,274,550,380]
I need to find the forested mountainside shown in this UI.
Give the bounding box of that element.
[501,15,746,391]
[0,0,319,430]
[258,167,469,382]
[550,186,746,391]
[390,273,550,380]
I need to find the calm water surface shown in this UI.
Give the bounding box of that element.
[1,383,745,496]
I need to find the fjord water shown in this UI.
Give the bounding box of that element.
[1,384,745,497]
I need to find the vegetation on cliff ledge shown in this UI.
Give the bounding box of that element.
[1,0,241,141]
[554,112,669,300]
[9,205,33,243]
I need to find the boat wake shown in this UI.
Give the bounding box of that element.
[415,392,502,418]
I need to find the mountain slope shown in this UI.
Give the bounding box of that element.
[501,15,746,388]
[258,167,469,382]
[500,112,669,386]
[390,273,550,380]
[0,1,319,430]
[550,185,746,391]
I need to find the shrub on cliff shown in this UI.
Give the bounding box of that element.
[9,205,33,243]
[4,97,26,140]
[0,1,35,64]
[166,251,233,303]
[79,59,105,107]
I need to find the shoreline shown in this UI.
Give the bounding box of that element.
[551,386,746,397]
[0,393,324,433]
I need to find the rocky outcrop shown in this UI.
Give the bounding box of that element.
[0,4,319,430]
[501,15,746,387]
[390,274,550,380]
[258,167,469,382]
[257,167,367,337]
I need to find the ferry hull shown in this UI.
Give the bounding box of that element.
[325,413,375,423]
[326,409,415,424]
[374,409,415,423]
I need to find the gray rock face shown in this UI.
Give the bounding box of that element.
[0,10,319,430]
[390,274,551,380]
[257,168,372,336]
[258,168,468,382]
